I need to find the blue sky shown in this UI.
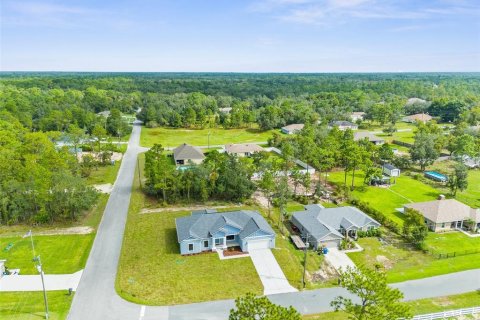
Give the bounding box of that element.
[1,0,479,72]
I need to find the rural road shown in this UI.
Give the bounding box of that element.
[68,123,480,320]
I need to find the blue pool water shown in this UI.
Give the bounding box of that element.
[424,171,448,182]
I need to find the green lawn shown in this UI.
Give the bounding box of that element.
[140,126,276,148]
[303,291,480,319]
[430,167,480,208]
[0,234,94,274]
[328,170,440,226]
[424,232,480,254]
[0,291,73,320]
[348,237,480,283]
[116,156,263,305]
[85,161,122,185]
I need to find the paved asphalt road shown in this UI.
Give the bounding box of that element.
[69,123,480,320]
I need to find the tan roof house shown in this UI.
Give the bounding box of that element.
[354,132,385,145]
[404,199,480,232]
[281,124,305,134]
[350,112,366,122]
[225,143,264,157]
[173,143,205,165]
[403,113,432,123]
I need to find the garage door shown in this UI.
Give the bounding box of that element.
[321,240,339,248]
[247,238,271,251]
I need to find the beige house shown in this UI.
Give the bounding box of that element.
[403,113,432,123]
[173,143,205,165]
[404,199,480,233]
[225,143,264,157]
[350,112,366,122]
[281,123,304,134]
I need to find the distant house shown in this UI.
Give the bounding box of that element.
[281,124,305,135]
[225,143,264,157]
[353,132,384,145]
[290,205,380,249]
[329,121,358,131]
[350,112,366,122]
[175,209,276,255]
[404,199,480,233]
[97,110,111,118]
[403,113,432,123]
[173,143,205,165]
[405,97,427,106]
[382,163,400,177]
[219,107,232,114]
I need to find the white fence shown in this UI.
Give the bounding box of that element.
[411,306,480,320]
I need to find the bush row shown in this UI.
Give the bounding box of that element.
[349,199,401,234]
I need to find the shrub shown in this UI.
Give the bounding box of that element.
[350,199,400,234]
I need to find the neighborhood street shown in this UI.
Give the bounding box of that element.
[68,123,480,320]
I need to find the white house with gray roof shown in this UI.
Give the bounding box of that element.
[173,143,205,165]
[175,209,276,255]
[290,204,380,249]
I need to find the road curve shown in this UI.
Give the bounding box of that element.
[69,123,480,320]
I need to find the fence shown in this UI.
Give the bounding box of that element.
[410,306,480,320]
[428,248,480,259]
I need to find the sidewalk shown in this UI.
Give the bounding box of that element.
[0,270,83,292]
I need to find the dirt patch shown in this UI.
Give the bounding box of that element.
[432,296,454,307]
[140,204,243,214]
[93,183,114,194]
[78,152,123,162]
[252,191,270,208]
[376,255,394,270]
[311,259,339,282]
[36,226,94,236]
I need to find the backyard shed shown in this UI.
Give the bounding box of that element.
[383,164,400,177]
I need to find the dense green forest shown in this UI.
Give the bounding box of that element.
[1,72,479,224]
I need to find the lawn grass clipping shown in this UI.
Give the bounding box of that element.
[0,291,73,320]
[140,126,276,148]
[116,154,262,305]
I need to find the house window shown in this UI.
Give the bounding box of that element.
[226,235,235,241]
[203,240,209,248]
[188,243,194,251]
[441,223,445,228]
[215,238,223,245]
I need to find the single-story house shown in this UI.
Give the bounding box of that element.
[329,121,358,131]
[173,143,205,165]
[383,163,400,177]
[225,143,264,157]
[403,113,432,123]
[175,209,276,255]
[219,107,232,114]
[281,123,305,135]
[353,132,385,145]
[404,199,480,233]
[97,110,111,118]
[290,204,380,249]
[350,112,366,122]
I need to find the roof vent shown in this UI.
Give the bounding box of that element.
[438,194,445,200]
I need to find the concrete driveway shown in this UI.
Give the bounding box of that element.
[324,248,356,272]
[0,270,83,292]
[249,249,297,295]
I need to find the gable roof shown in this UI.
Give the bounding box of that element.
[175,210,275,242]
[173,143,205,161]
[353,131,384,143]
[383,163,397,170]
[330,121,357,127]
[404,113,432,122]
[282,123,305,133]
[404,199,479,223]
[225,143,264,154]
[291,206,380,242]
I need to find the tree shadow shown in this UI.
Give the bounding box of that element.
[164,227,180,254]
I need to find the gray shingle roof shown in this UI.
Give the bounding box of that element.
[330,121,357,127]
[175,210,275,242]
[291,206,380,242]
[225,144,264,154]
[384,163,397,170]
[353,131,384,143]
[173,143,205,161]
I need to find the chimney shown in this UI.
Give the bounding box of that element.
[438,194,445,200]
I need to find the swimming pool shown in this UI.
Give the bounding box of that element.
[424,171,448,182]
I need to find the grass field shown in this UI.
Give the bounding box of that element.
[303,291,480,319]
[348,237,480,283]
[0,291,73,320]
[85,161,122,185]
[328,170,440,226]
[424,232,480,254]
[0,234,94,274]
[140,126,276,148]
